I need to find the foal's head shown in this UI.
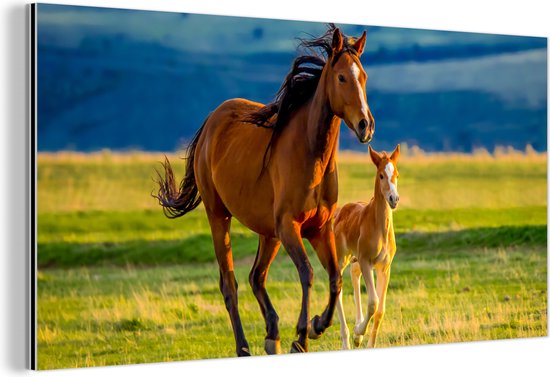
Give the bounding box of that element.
[325,28,375,144]
[369,144,400,209]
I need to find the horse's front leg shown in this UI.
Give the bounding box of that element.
[249,235,282,355]
[277,215,314,353]
[307,224,342,340]
[367,266,391,348]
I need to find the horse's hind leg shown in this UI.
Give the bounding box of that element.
[249,235,282,355]
[350,261,364,346]
[335,277,351,350]
[307,225,342,340]
[353,259,378,340]
[205,209,250,356]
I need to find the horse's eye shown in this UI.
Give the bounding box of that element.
[380,174,384,180]
[338,74,346,83]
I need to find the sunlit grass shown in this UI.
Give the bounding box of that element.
[37,149,547,213]
[37,245,547,369]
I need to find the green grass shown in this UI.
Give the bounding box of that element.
[37,207,547,268]
[37,246,547,369]
[35,152,548,369]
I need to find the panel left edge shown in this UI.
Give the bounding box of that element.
[28,2,38,371]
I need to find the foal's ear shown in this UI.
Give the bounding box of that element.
[353,31,367,56]
[390,144,401,162]
[332,28,343,54]
[368,145,382,167]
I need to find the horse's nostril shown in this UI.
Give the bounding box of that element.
[389,195,394,202]
[359,119,367,131]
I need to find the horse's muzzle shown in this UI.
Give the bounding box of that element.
[388,194,399,209]
[356,118,374,144]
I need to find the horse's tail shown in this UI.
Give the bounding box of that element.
[153,116,208,219]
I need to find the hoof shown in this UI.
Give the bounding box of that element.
[353,334,364,347]
[264,339,282,355]
[342,339,351,350]
[353,323,365,336]
[290,341,306,353]
[238,346,251,357]
[307,315,324,340]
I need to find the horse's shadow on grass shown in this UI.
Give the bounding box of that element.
[37,225,546,268]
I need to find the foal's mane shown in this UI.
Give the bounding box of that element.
[245,24,361,169]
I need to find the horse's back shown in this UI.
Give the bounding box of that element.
[211,98,265,121]
[195,98,277,235]
[334,202,366,258]
[201,98,271,160]
[334,202,367,226]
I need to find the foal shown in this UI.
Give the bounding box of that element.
[333,144,400,349]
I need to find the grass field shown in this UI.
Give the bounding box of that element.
[36,150,547,369]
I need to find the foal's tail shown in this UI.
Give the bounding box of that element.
[153,117,208,219]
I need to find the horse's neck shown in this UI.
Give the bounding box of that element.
[304,77,340,167]
[372,180,392,236]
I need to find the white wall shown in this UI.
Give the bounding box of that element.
[1,1,548,376]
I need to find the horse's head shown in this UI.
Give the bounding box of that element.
[369,144,400,209]
[326,28,374,144]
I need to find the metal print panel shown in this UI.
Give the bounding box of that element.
[31,2,547,370]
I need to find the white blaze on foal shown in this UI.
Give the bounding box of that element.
[385,162,398,202]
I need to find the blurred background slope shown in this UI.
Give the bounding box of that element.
[37,4,547,152]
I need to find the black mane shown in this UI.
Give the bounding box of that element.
[245,24,360,130]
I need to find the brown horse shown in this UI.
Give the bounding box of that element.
[154,25,375,356]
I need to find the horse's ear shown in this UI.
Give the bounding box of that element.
[332,28,343,54]
[390,144,401,162]
[353,31,367,55]
[369,145,381,167]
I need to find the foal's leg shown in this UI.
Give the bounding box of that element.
[367,267,390,348]
[206,211,250,356]
[335,268,351,350]
[277,215,314,353]
[249,235,282,355]
[353,259,378,340]
[350,261,365,346]
[307,226,342,340]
